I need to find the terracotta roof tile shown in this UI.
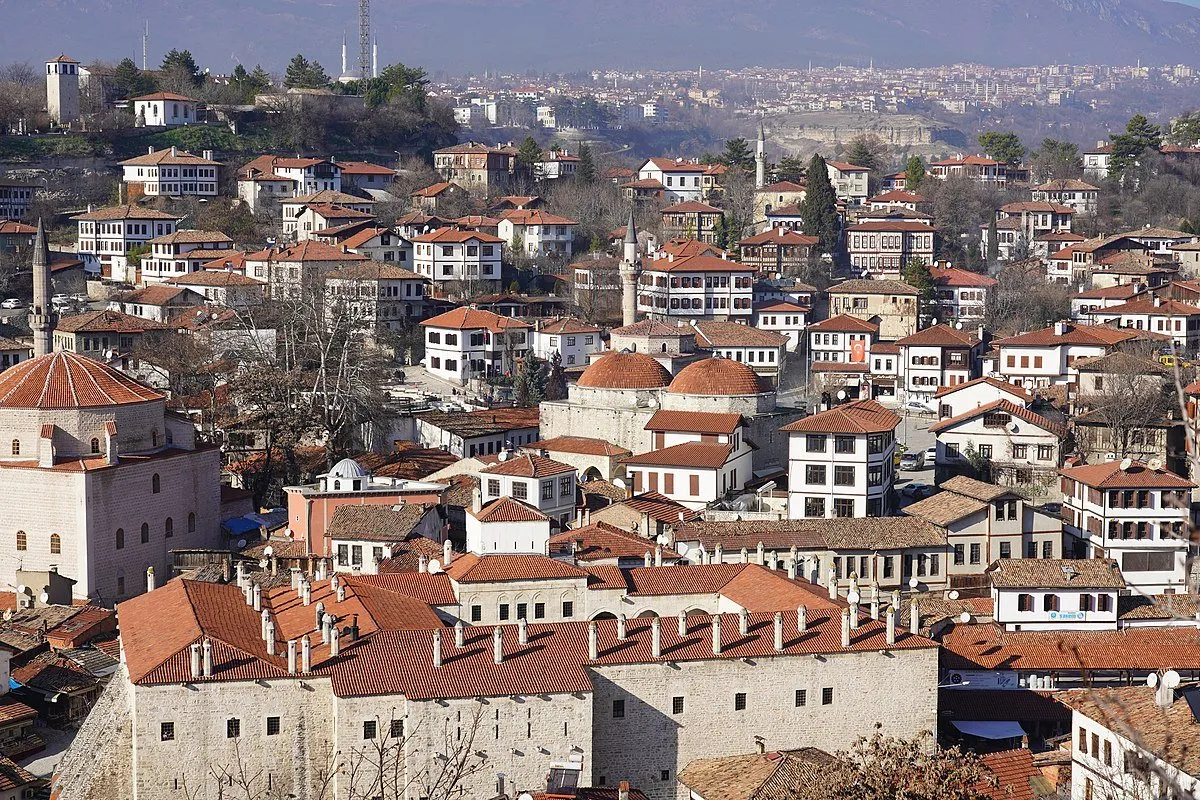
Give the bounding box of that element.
[0,352,162,409]
[828,279,920,296]
[482,453,574,478]
[896,323,980,348]
[326,504,435,543]
[577,352,673,390]
[547,521,676,563]
[624,442,734,470]
[71,204,181,222]
[645,410,742,435]
[1059,687,1200,777]
[806,314,879,333]
[928,399,1066,439]
[1058,459,1194,489]
[693,321,788,349]
[668,357,771,396]
[940,622,1200,671]
[780,399,900,435]
[420,307,530,332]
[680,748,836,800]
[444,553,585,582]
[673,516,945,551]
[528,436,631,457]
[987,558,1125,589]
[933,376,1031,401]
[470,496,550,523]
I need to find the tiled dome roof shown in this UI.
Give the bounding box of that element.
[0,352,163,409]
[668,357,770,396]
[576,352,672,390]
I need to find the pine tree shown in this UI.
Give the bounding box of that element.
[517,136,542,170]
[903,257,936,323]
[161,49,203,89]
[1109,114,1164,177]
[801,154,840,253]
[904,156,926,190]
[113,58,157,99]
[544,351,568,401]
[775,155,806,184]
[720,137,755,171]
[514,355,546,407]
[977,131,1027,166]
[986,217,999,264]
[284,54,330,89]
[576,143,597,184]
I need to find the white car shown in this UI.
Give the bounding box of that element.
[0,298,24,309]
[903,400,936,414]
[924,446,937,464]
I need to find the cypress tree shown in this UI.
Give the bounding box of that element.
[801,154,840,253]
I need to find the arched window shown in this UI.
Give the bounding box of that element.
[16,531,26,551]
[333,480,341,491]
[90,438,100,454]
[116,528,125,549]
[140,523,149,544]
[50,533,61,554]
[165,517,174,538]
[188,512,196,533]
[152,473,160,494]
[10,439,18,456]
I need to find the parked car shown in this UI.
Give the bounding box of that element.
[901,482,938,500]
[903,400,936,414]
[0,298,24,309]
[923,446,937,464]
[899,451,925,471]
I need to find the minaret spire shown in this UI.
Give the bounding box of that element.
[30,219,55,357]
[620,205,639,328]
[755,119,767,189]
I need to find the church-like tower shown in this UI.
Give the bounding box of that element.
[619,206,639,327]
[30,220,56,357]
[46,54,80,125]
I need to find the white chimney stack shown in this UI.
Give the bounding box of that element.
[202,639,213,677]
[738,607,750,635]
[910,598,920,635]
[315,601,325,631]
[871,595,880,621]
[454,619,465,647]
[654,545,663,567]
[290,567,301,590]
[146,566,156,592]
[330,624,340,657]
[189,643,201,678]
[265,621,276,656]
[287,639,297,673]
[678,614,687,638]
[443,538,453,566]
[714,544,723,562]
[849,600,860,630]
[260,608,270,640]
[337,583,346,603]
[756,541,764,565]
[740,547,748,564]
[644,551,652,567]
[493,627,504,664]
[711,616,722,655]
[432,629,443,668]
[773,611,784,652]
[301,635,311,673]
[617,614,627,640]
[651,617,662,658]
[418,555,428,573]
[797,605,807,633]
[787,560,797,580]
[518,617,529,646]
[253,583,262,612]
[886,606,896,646]
[841,609,851,648]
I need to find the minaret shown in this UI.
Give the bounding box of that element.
[755,119,767,189]
[619,206,639,327]
[341,33,348,78]
[30,220,56,357]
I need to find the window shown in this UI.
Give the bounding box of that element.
[1000,542,1011,559]
[672,696,684,714]
[612,699,625,718]
[795,689,807,707]
[534,602,545,619]
[470,605,482,622]
[1037,444,1054,461]
[834,435,856,454]
[805,435,827,452]
[517,602,528,619]
[1018,593,1033,612]
[805,465,827,485]
[821,687,833,705]
[152,473,160,493]
[188,513,196,533]
[833,499,855,517]
[266,716,280,736]
[487,479,500,496]
[541,481,554,501]
[734,693,747,711]
[364,720,377,740]
[1078,726,1088,755]
[161,722,175,741]
[390,720,404,739]
[1098,594,1112,612]
[833,466,855,486]
[227,719,241,738]
[953,544,964,565]
[1043,594,1060,612]
[10,439,18,456]
[883,556,894,578]
[91,437,101,454]
[1012,444,1027,459]
[978,445,992,459]
[1042,541,1053,559]
[499,603,510,621]
[1122,551,1174,572]
[562,601,574,617]
[16,530,26,551]
[50,533,61,554]
[165,517,173,538]
[141,523,149,544]
[116,528,124,549]
[1103,740,1112,767]
[1080,594,1095,612]
[512,483,528,500]
[804,497,825,517]
[969,543,980,565]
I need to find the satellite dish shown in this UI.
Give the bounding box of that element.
[908,577,919,589]
[847,590,861,605]
[263,546,274,558]
[285,528,295,540]
[1119,457,1133,471]
[15,584,25,595]
[497,450,510,461]
[959,612,971,624]
[237,538,247,548]
[1147,672,1159,688]
[949,590,960,600]
[1006,422,1019,433]
[39,592,48,604]
[428,558,442,574]
[613,478,626,490]
[1148,457,1164,471]
[1164,670,1182,688]
[837,390,847,400]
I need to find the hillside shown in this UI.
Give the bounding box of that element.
[8,0,1200,72]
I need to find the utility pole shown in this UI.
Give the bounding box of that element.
[359,0,372,81]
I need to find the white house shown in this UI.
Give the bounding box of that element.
[327,503,442,574]
[139,230,235,285]
[782,400,900,519]
[1059,459,1194,594]
[637,252,757,322]
[846,219,937,278]
[531,317,602,368]
[636,158,721,204]
[933,377,1032,420]
[987,558,1124,632]
[753,300,810,352]
[73,205,181,276]
[825,161,870,206]
[420,306,531,385]
[1070,284,1146,321]
[1031,179,1101,215]
[465,496,553,555]
[929,399,1066,489]
[323,262,430,335]
[895,324,983,403]
[1087,296,1200,351]
[164,270,265,311]
[496,209,578,259]
[479,453,577,530]
[280,190,374,238]
[411,228,504,298]
[1082,142,1112,181]
[119,146,221,199]
[692,322,789,382]
[625,429,753,511]
[238,155,343,210]
[131,92,199,127]
[807,315,878,368]
[991,322,1141,391]
[930,267,996,324]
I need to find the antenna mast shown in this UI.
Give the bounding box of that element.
[142,21,148,70]
[358,0,371,80]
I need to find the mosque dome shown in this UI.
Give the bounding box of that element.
[0,352,163,409]
[576,352,672,390]
[328,458,370,479]
[667,357,770,396]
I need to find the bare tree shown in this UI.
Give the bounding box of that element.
[816,729,994,800]
[984,261,1072,335]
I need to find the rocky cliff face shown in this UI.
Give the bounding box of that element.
[9,0,1200,71]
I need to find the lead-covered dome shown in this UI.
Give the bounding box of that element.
[328,458,369,479]
[668,357,770,396]
[577,352,672,390]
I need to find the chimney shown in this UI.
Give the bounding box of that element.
[290,567,302,590]
[738,607,750,635]
[768,551,778,571]
[827,573,837,600]
[443,539,453,566]
[433,629,443,668]
[418,555,428,573]
[471,484,482,514]
[301,636,312,673]
[331,574,339,592]
[715,544,723,563]
[644,551,652,567]
[678,614,687,638]
[302,580,312,606]
[1155,672,1176,707]
[840,609,851,648]
[146,566,156,592]
[253,583,262,612]
[588,621,599,660]
[870,595,880,621]
[265,621,276,656]
[773,612,784,652]
[148,145,155,155]
[189,643,201,679]
[493,627,504,664]
[740,547,748,564]
[243,584,253,606]
[910,598,920,635]
[849,600,860,630]
[654,545,663,567]
[617,614,627,640]
[455,620,465,647]
[518,617,529,645]
[787,560,797,580]
[287,639,297,673]
[202,639,213,677]
[315,601,326,631]
[1154,296,1162,308]
[886,606,896,646]
[1054,320,1067,336]
[711,616,722,655]
[797,605,807,633]
[330,625,340,657]
[337,582,346,603]
[619,782,630,800]
[202,149,213,161]
[651,617,662,658]
[170,146,177,157]
[260,608,270,640]
[756,541,765,565]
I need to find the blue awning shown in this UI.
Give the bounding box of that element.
[221,517,261,537]
[950,720,1026,740]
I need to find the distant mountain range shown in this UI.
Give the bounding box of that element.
[8,0,1200,74]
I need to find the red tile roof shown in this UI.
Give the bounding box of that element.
[131,91,198,102]
[470,496,551,523]
[645,410,743,435]
[806,314,879,333]
[245,240,369,264]
[928,399,1066,438]
[548,521,676,563]
[410,227,504,244]
[1093,297,1200,317]
[940,622,1200,671]
[482,453,574,478]
[896,323,981,348]
[868,189,929,204]
[994,322,1135,348]
[444,553,586,583]
[624,442,734,470]
[1058,459,1195,489]
[780,399,900,435]
[933,376,1031,401]
[529,437,631,457]
[420,307,530,333]
[498,209,579,226]
[979,749,1038,800]
[643,254,753,274]
[693,321,788,349]
[846,220,936,233]
[0,352,162,409]
[660,201,722,214]
[738,228,819,247]
[577,352,673,390]
[537,316,601,335]
[930,267,998,288]
[668,357,771,396]
[71,204,181,222]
